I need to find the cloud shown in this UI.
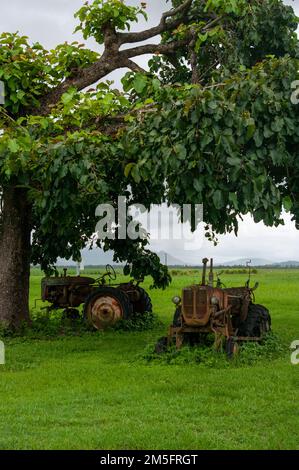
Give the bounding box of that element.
[0,1,167,49]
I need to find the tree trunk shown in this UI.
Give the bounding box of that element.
[0,186,31,329]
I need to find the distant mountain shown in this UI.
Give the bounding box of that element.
[58,248,187,267]
[55,251,299,268]
[272,260,299,267]
[57,248,123,267]
[156,251,186,266]
[216,258,299,267]
[217,258,273,267]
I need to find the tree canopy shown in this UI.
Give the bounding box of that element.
[1,0,299,305]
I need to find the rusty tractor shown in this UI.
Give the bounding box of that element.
[41,264,152,330]
[155,258,271,357]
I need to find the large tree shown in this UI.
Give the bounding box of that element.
[0,0,299,328]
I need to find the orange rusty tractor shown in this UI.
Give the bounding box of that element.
[155,258,271,357]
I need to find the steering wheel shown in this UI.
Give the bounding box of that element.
[105,264,117,281]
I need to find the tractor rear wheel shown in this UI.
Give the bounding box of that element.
[135,286,152,314]
[238,303,271,337]
[84,287,133,330]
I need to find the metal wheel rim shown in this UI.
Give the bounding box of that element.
[88,295,123,329]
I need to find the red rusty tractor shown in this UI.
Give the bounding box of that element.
[155,258,271,357]
[41,264,152,330]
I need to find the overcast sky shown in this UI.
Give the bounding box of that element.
[1,0,299,264]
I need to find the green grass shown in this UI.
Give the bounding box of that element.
[0,268,299,450]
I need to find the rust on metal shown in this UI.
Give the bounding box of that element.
[87,295,123,330]
[40,264,152,329]
[161,257,271,357]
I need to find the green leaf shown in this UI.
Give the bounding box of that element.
[254,130,263,148]
[200,134,213,149]
[124,162,136,178]
[131,165,141,183]
[227,156,240,166]
[174,143,187,160]
[246,118,256,140]
[193,179,203,192]
[212,190,224,209]
[208,101,218,110]
[283,196,292,212]
[133,74,148,94]
[270,148,284,165]
[229,192,239,209]
[8,139,20,153]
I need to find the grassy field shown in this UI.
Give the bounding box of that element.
[0,268,298,450]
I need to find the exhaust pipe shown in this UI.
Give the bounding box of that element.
[208,258,214,287]
[202,258,209,285]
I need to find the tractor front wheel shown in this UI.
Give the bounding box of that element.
[154,336,168,354]
[226,337,239,359]
[172,306,182,327]
[84,287,133,330]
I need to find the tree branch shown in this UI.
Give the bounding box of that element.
[202,15,223,32]
[32,0,222,117]
[35,56,124,116]
[35,38,191,116]
[119,38,191,61]
[55,78,227,138]
[118,0,193,44]
[125,59,147,74]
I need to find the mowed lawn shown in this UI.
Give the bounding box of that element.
[0,268,298,450]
